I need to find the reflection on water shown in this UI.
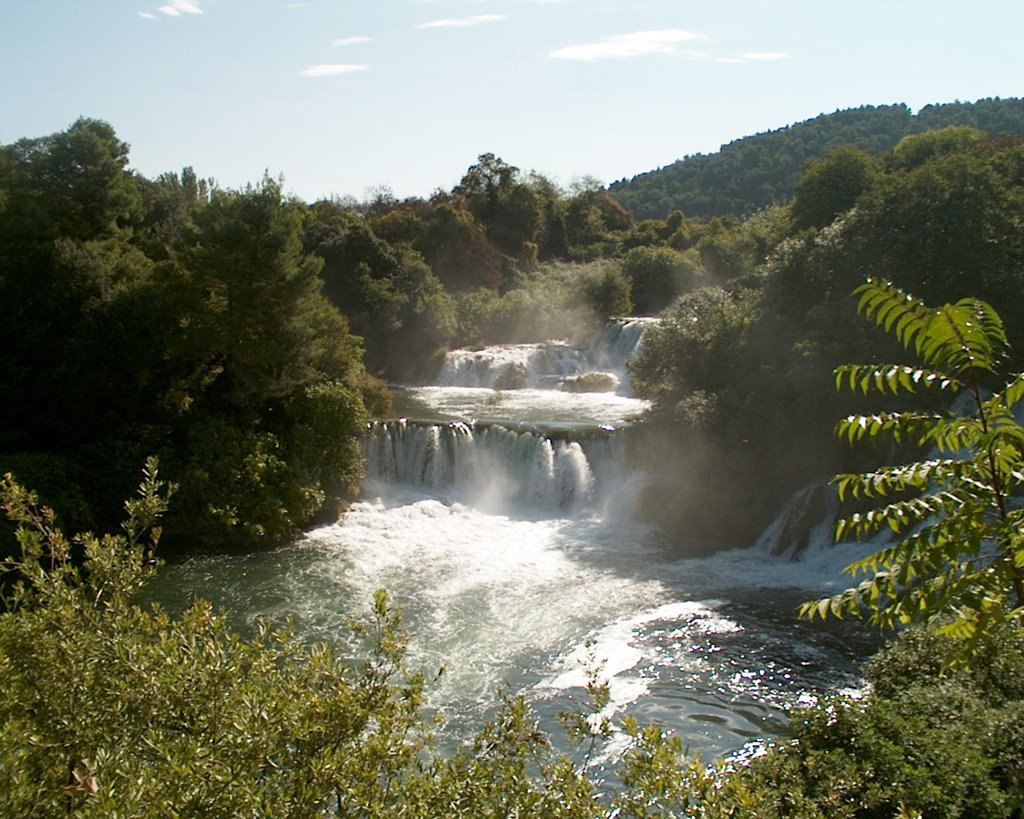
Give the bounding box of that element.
[392,385,649,427]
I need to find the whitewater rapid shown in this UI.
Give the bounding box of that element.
[149,321,881,761]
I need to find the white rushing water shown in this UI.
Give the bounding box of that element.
[151,320,880,762]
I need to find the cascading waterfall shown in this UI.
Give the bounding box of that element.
[437,342,589,390]
[149,316,877,765]
[434,318,655,396]
[584,317,658,393]
[754,483,840,558]
[587,317,656,372]
[365,419,613,512]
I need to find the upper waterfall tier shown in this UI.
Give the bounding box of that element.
[434,317,657,397]
[586,317,657,390]
[437,342,589,390]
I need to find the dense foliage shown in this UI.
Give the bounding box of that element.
[3,464,1024,816]
[0,120,376,553]
[609,98,1024,220]
[630,125,1024,543]
[801,280,1024,655]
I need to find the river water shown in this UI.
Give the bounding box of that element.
[151,320,881,761]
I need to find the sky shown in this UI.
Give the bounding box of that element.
[2,1,1023,203]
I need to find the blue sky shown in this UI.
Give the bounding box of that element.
[2,1,1022,202]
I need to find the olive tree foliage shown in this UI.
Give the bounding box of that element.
[0,463,729,817]
[802,279,1024,655]
[0,461,434,816]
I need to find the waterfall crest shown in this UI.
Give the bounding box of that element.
[364,419,629,515]
[434,317,656,396]
[437,343,588,390]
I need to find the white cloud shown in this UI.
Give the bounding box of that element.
[416,14,509,29]
[332,36,372,47]
[138,11,157,20]
[550,29,707,62]
[741,51,792,61]
[159,0,203,16]
[298,64,369,77]
[286,2,308,7]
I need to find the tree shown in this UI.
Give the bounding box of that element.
[791,146,878,230]
[802,279,1024,656]
[419,203,505,291]
[186,175,364,405]
[454,153,519,208]
[583,264,632,320]
[620,245,697,314]
[0,117,142,244]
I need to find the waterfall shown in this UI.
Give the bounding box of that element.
[364,419,630,515]
[753,483,839,558]
[584,317,659,394]
[586,317,657,373]
[433,318,657,396]
[437,343,588,390]
[152,312,875,768]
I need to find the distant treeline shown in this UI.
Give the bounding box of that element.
[609,97,1024,220]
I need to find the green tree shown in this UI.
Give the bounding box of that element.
[583,264,632,320]
[0,117,142,244]
[802,279,1024,655]
[791,146,878,230]
[419,203,505,291]
[305,206,455,379]
[186,176,364,405]
[619,245,694,314]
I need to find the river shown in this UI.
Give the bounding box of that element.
[151,319,880,762]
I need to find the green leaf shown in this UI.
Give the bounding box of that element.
[805,282,1024,657]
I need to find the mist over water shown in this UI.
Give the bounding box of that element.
[152,320,880,761]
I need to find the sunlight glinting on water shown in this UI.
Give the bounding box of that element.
[151,323,879,760]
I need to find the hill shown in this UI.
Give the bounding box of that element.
[608,97,1024,220]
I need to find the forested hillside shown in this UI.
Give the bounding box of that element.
[609,97,1024,220]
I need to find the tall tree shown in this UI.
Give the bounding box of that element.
[185,175,363,406]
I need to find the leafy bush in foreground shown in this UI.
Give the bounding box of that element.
[0,461,713,816]
[803,279,1024,656]
[710,625,1024,819]
[3,459,1023,816]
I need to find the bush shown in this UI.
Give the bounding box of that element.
[5,464,1023,817]
[712,625,1024,818]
